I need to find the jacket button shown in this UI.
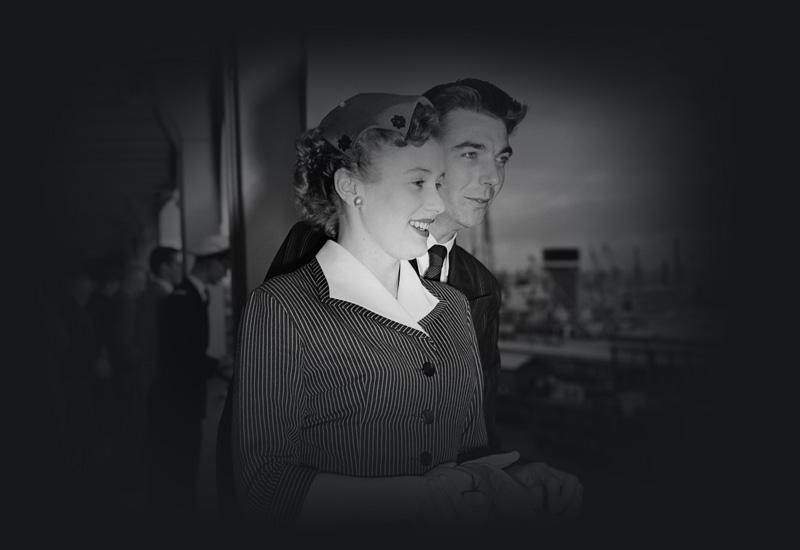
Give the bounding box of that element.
[422,362,436,377]
[420,451,432,466]
[422,409,435,424]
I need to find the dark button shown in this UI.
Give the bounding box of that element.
[422,362,436,377]
[422,409,435,424]
[420,451,432,466]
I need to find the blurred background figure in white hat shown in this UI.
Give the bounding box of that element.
[188,233,230,287]
[189,234,230,259]
[145,233,231,516]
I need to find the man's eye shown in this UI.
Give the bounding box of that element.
[497,155,511,165]
[412,179,425,187]
[461,151,478,160]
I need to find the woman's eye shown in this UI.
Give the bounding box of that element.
[412,179,425,187]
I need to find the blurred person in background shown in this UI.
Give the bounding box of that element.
[51,264,102,501]
[146,235,230,515]
[138,247,182,400]
[107,264,148,505]
[87,259,123,465]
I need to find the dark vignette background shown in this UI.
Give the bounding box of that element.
[10,3,756,547]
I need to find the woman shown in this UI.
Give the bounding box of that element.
[232,93,524,526]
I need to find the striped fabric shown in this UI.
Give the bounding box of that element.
[232,259,488,524]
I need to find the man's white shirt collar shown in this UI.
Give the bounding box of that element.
[415,233,457,283]
[153,277,174,294]
[187,274,208,301]
[316,240,439,334]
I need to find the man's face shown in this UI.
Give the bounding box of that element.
[165,254,183,286]
[437,109,511,233]
[207,256,230,285]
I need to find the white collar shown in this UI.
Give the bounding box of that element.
[427,232,457,254]
[153,277,174,294]
[316,240,439,334]
[187,274,208,300]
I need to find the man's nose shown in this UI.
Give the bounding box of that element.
[481,160,501,187]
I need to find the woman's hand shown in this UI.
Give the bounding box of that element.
[456,461,534,522]
[505,462,583,518]
[422,462,490,525]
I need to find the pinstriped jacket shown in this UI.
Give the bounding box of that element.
[265,221,503,451]
[233,257,488,523]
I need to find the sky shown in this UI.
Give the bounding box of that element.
[306,30,724,274]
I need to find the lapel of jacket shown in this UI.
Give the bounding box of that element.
[173,278,209,351]
[180,278,203,305]
[446,246,487,302]
[309,259,432,338]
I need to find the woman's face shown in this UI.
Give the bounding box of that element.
[357,139,446,261]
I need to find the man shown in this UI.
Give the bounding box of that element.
[219,79,581,519]
[54,266,101,482]
[137,246,182,391]
[146,235,230,514]
[86,260,122,456]
[106,265,148,495]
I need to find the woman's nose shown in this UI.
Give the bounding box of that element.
[425,183,446,215]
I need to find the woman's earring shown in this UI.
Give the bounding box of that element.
[353,196,363,207]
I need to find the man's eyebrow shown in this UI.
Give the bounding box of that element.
[452,142,514,157]
[452,141,486,151]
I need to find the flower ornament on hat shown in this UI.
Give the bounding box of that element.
[318,93,434,159]
[337,135,352,152]
[189,234,230,258]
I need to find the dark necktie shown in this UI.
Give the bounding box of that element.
[423,245,448,281]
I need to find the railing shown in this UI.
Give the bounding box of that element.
[496,335,717,476]
[609,335,716,368]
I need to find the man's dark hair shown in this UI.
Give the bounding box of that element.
[423,78,528,134]
[149,246,179,275]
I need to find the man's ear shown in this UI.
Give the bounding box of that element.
[333,167,361,204]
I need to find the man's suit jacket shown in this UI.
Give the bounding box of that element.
[154,279,217,420]
[136,280,172,387]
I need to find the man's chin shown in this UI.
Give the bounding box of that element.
[462,211,489,229]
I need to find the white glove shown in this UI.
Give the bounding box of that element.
[421,462,490,526]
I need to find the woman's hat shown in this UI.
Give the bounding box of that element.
[318,93,433,158]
